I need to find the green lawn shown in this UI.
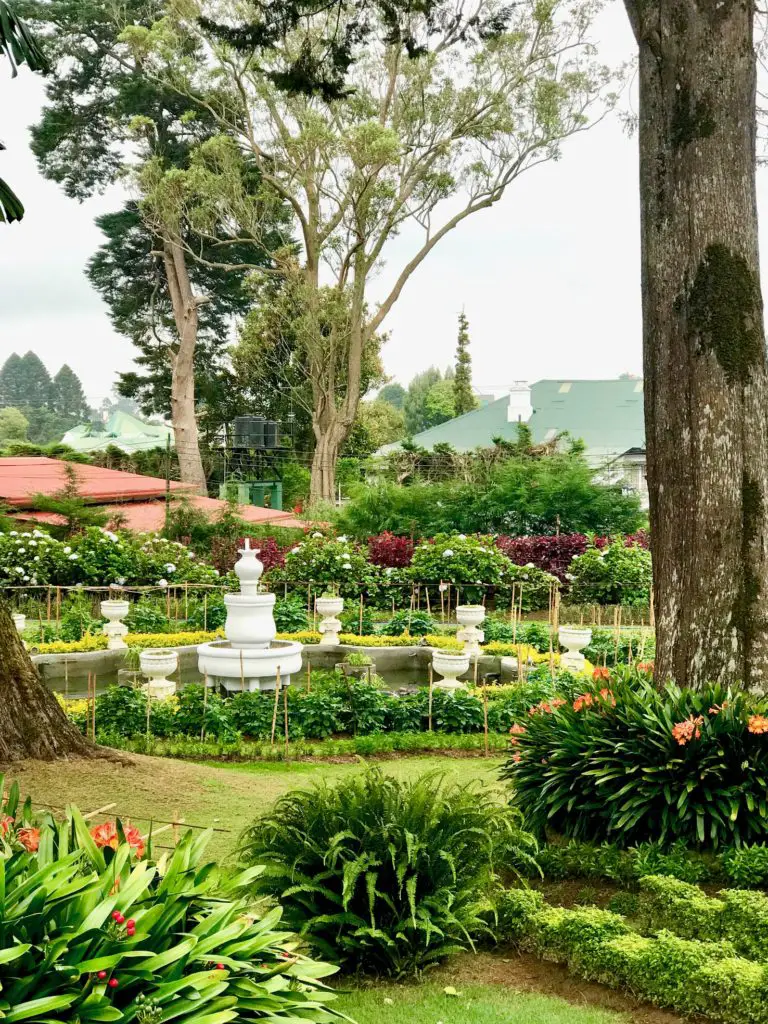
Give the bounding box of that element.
[336,983,627,1024]
[4,752,506,859]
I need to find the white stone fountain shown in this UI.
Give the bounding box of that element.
[558,625,593,673]
[197,539,302,692]
[432,649,471,691]
[456,604,486,658]
[100,599,130,650]
[316,594,344,647]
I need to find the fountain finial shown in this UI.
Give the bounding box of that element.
[235,538,264,595]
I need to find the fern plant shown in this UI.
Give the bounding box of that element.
[239,768,537,977]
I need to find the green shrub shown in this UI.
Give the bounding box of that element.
[497,890,768,1024]
[607,891,639,917]
[186,595,227,631]
[174,684,237,741]
[239,769,537,977]
[409,533,512,605]
[379,609,436,636]
[568,541,652,607]
[637,875,723,941]
[0,802,344,1024]
[583,627,655,667]
[722,844,768,888]
[274,596,310,632]
[270,535,380,601]
[502,674,768,848]
[124,599,171,633]
[339,604,376,634]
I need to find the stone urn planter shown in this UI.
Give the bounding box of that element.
[432,649,471,691]
[558,625,593,673]
[139,648,178,699]
[100,599,130,650]
[12,613,26,635]
[317,595,344,647]
[456,604,485,657]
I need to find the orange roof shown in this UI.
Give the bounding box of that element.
[12,497,310,532]
[0,457,189,505]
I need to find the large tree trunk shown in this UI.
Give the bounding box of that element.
[625,0,768,689]
[0,598,98,761]
[163,238,208,496]
[310,418,345,503]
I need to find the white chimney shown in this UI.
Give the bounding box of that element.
[506,382,532,423]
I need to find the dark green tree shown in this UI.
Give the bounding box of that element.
[453,311,476,416]
[378,382,406,410]
[50,364,88,419]
[18,351,51,408]
[0,352,25,406]
[0,0,46,222]
[403,367,442,435]
[24,0,289,493]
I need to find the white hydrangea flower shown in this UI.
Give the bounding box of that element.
[68,554,78,561]
[157,578,168,588]
[9,531,17,536]
[16,547,25,554]
[337,535,348,543]
[458,534,466,540]
[291,547,301,554]
[443,549,454,557]
[165,563,177,573]
[64,546,72,554]
[312,531,323,538]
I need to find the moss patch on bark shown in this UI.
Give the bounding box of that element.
[671,85,715,149]
[688,244,763,384]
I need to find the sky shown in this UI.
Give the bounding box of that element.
[1,5,767,407]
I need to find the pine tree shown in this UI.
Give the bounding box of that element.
[18,351,52,408]
[453,312,476,416]
[0,353,25,407]
[50,364,89,419]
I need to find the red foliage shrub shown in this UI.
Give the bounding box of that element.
[209,535,286,575]
[496,533,589,582]
[368,532,415,568]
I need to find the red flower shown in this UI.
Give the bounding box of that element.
[599,688,616,706]
[512,752,522,763]
[592,666,610,680]
[529,698,566,716]
[708,702,729,715]
[573,693,594,712]
[748,715,768,735]
[671,715,704,746]
[637,661,654,674]
[0,816,14,836]
[17,827,40,853]
[90,821,145,859]
[509,723,527,736]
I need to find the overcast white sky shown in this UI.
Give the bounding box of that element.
[2,4,768,407]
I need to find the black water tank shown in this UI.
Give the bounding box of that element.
[233,416,265,448]
[263,420,279,449]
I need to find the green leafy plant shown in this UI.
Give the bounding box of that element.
[125,599,171,634]
[0,798,344,1024]
[274,596,310,632]
[379,609,436,636]
[239,769,537,976]
[502,674,768,848]
[568,541,652,607]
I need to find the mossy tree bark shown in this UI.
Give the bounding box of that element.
[0,598,97,761]
[624,0,768,689]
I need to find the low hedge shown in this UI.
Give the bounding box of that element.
[637,875,768,961]
[499,888,768,1024]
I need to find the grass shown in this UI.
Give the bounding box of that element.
[336,982,627,1023]
[2,752,505,860]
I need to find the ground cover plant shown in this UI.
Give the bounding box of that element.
[498,889,768,1024]
[0,787,344,1024]
[238,768,537,977]
[502,672,768,847]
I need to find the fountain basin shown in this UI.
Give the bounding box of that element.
[197,638,302,692]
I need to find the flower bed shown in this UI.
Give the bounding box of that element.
[502,672,768,848]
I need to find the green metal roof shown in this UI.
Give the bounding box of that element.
[379,379,646,459]
[528,379,645,459]
[61,411,173,454]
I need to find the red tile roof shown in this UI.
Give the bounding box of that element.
[0,457,189,505]
[2,458,310,531]
[14,498,309,532]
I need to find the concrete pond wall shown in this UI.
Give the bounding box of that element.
[33,644,514,698]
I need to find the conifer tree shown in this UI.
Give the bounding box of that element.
[453,312,476,416]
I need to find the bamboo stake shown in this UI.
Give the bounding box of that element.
[428,664,434,733]
[270,670,281,747]
[145,679,152,742]
[359,594,364,635]
[91,673,96,740]
[614,605,622,666]
[284,682,289,753]
[517,643,523,682]
[483,687,489,757]
[440,581,445,622]
[55,586,61,627]
[184,583,189,622]
[425,586,431,616]
[201,673,208,742]
[46,586,52,623]
[165,589,171,621]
